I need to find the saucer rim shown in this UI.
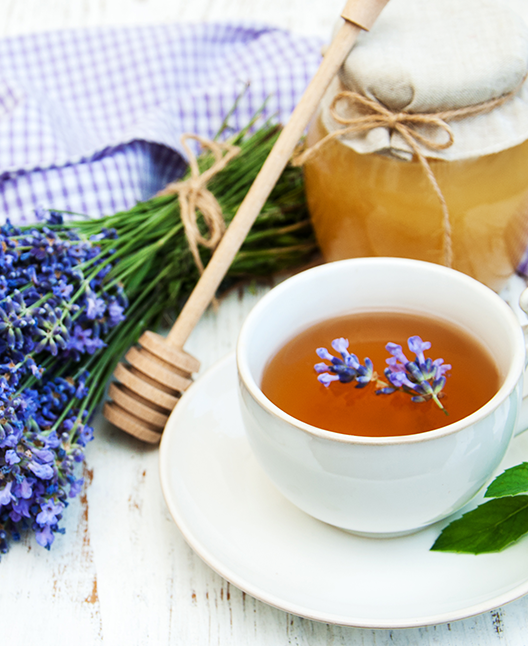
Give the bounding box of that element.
[159,352,528,629]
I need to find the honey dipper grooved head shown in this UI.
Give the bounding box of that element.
[104,332,201,443]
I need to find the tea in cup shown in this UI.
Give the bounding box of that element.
[236,258,528,536]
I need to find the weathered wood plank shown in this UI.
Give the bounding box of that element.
[1,2,528,645]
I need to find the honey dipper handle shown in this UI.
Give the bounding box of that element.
[167,0,390,348]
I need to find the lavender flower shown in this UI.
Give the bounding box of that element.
[315,338,375,388]
[380,336,451,413]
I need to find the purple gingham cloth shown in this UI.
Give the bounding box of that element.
[0,23,322,223]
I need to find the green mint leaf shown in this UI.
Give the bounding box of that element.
[431,495,528,554]
[485,462,528,499]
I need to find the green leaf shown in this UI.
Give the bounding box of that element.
[485,462,528,498]
[431,496,528,553]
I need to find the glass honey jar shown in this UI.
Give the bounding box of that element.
[302,0,528,292]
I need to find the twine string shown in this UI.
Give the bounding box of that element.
[158,134,240,274]
[293,81,524,268]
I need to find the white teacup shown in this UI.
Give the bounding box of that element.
[236,258,528,536]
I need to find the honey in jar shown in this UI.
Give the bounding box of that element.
[303,0,528,292]
[304,115,528,292]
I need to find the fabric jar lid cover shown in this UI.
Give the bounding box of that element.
[320,0,528,161]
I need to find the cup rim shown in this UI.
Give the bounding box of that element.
[236,258,526,446]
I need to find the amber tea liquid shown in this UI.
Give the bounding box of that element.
[261,310,500,437]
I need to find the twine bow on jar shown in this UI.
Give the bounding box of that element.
[293,83,524,268]
[158,134,240,274]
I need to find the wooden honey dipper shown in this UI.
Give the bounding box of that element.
[103,0,390,443]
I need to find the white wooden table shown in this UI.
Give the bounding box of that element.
[3,2,528,644]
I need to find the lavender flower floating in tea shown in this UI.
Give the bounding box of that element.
[315,337,375,388]
[261,309,499,438]
[315,335,451,414]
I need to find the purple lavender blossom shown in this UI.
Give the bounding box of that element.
[35,524,55,549]
[36,500,64,526]
[381,336,451,413]
[28,461,55,479]
[10,499,32,522]
[85,289,107,320]
[14,478,33,499]
[4,449,20,465]
[0,481,16,507]
[385,343,409,366]
[107,300,125,326]
[68,324,106,355]
[77,425,94,447]
[69,478,84,498]
[407,336,431,365]
[315,338,374,388]
[317,372,340,387]
[52,281,74,299]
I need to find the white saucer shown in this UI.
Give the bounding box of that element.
[159,353,528,629]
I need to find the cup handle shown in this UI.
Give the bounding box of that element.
[514,288,528,436]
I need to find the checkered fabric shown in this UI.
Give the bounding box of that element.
[0,23,322,223]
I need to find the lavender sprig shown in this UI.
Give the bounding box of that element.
[380,336,451,413]
[315,338,376,388]
[315,335,451,413]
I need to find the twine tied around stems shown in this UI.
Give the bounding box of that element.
[158,134,240,274]
[293,82,525,267]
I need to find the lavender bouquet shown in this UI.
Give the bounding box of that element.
[0,121,316,556]
[0,217,125,553]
